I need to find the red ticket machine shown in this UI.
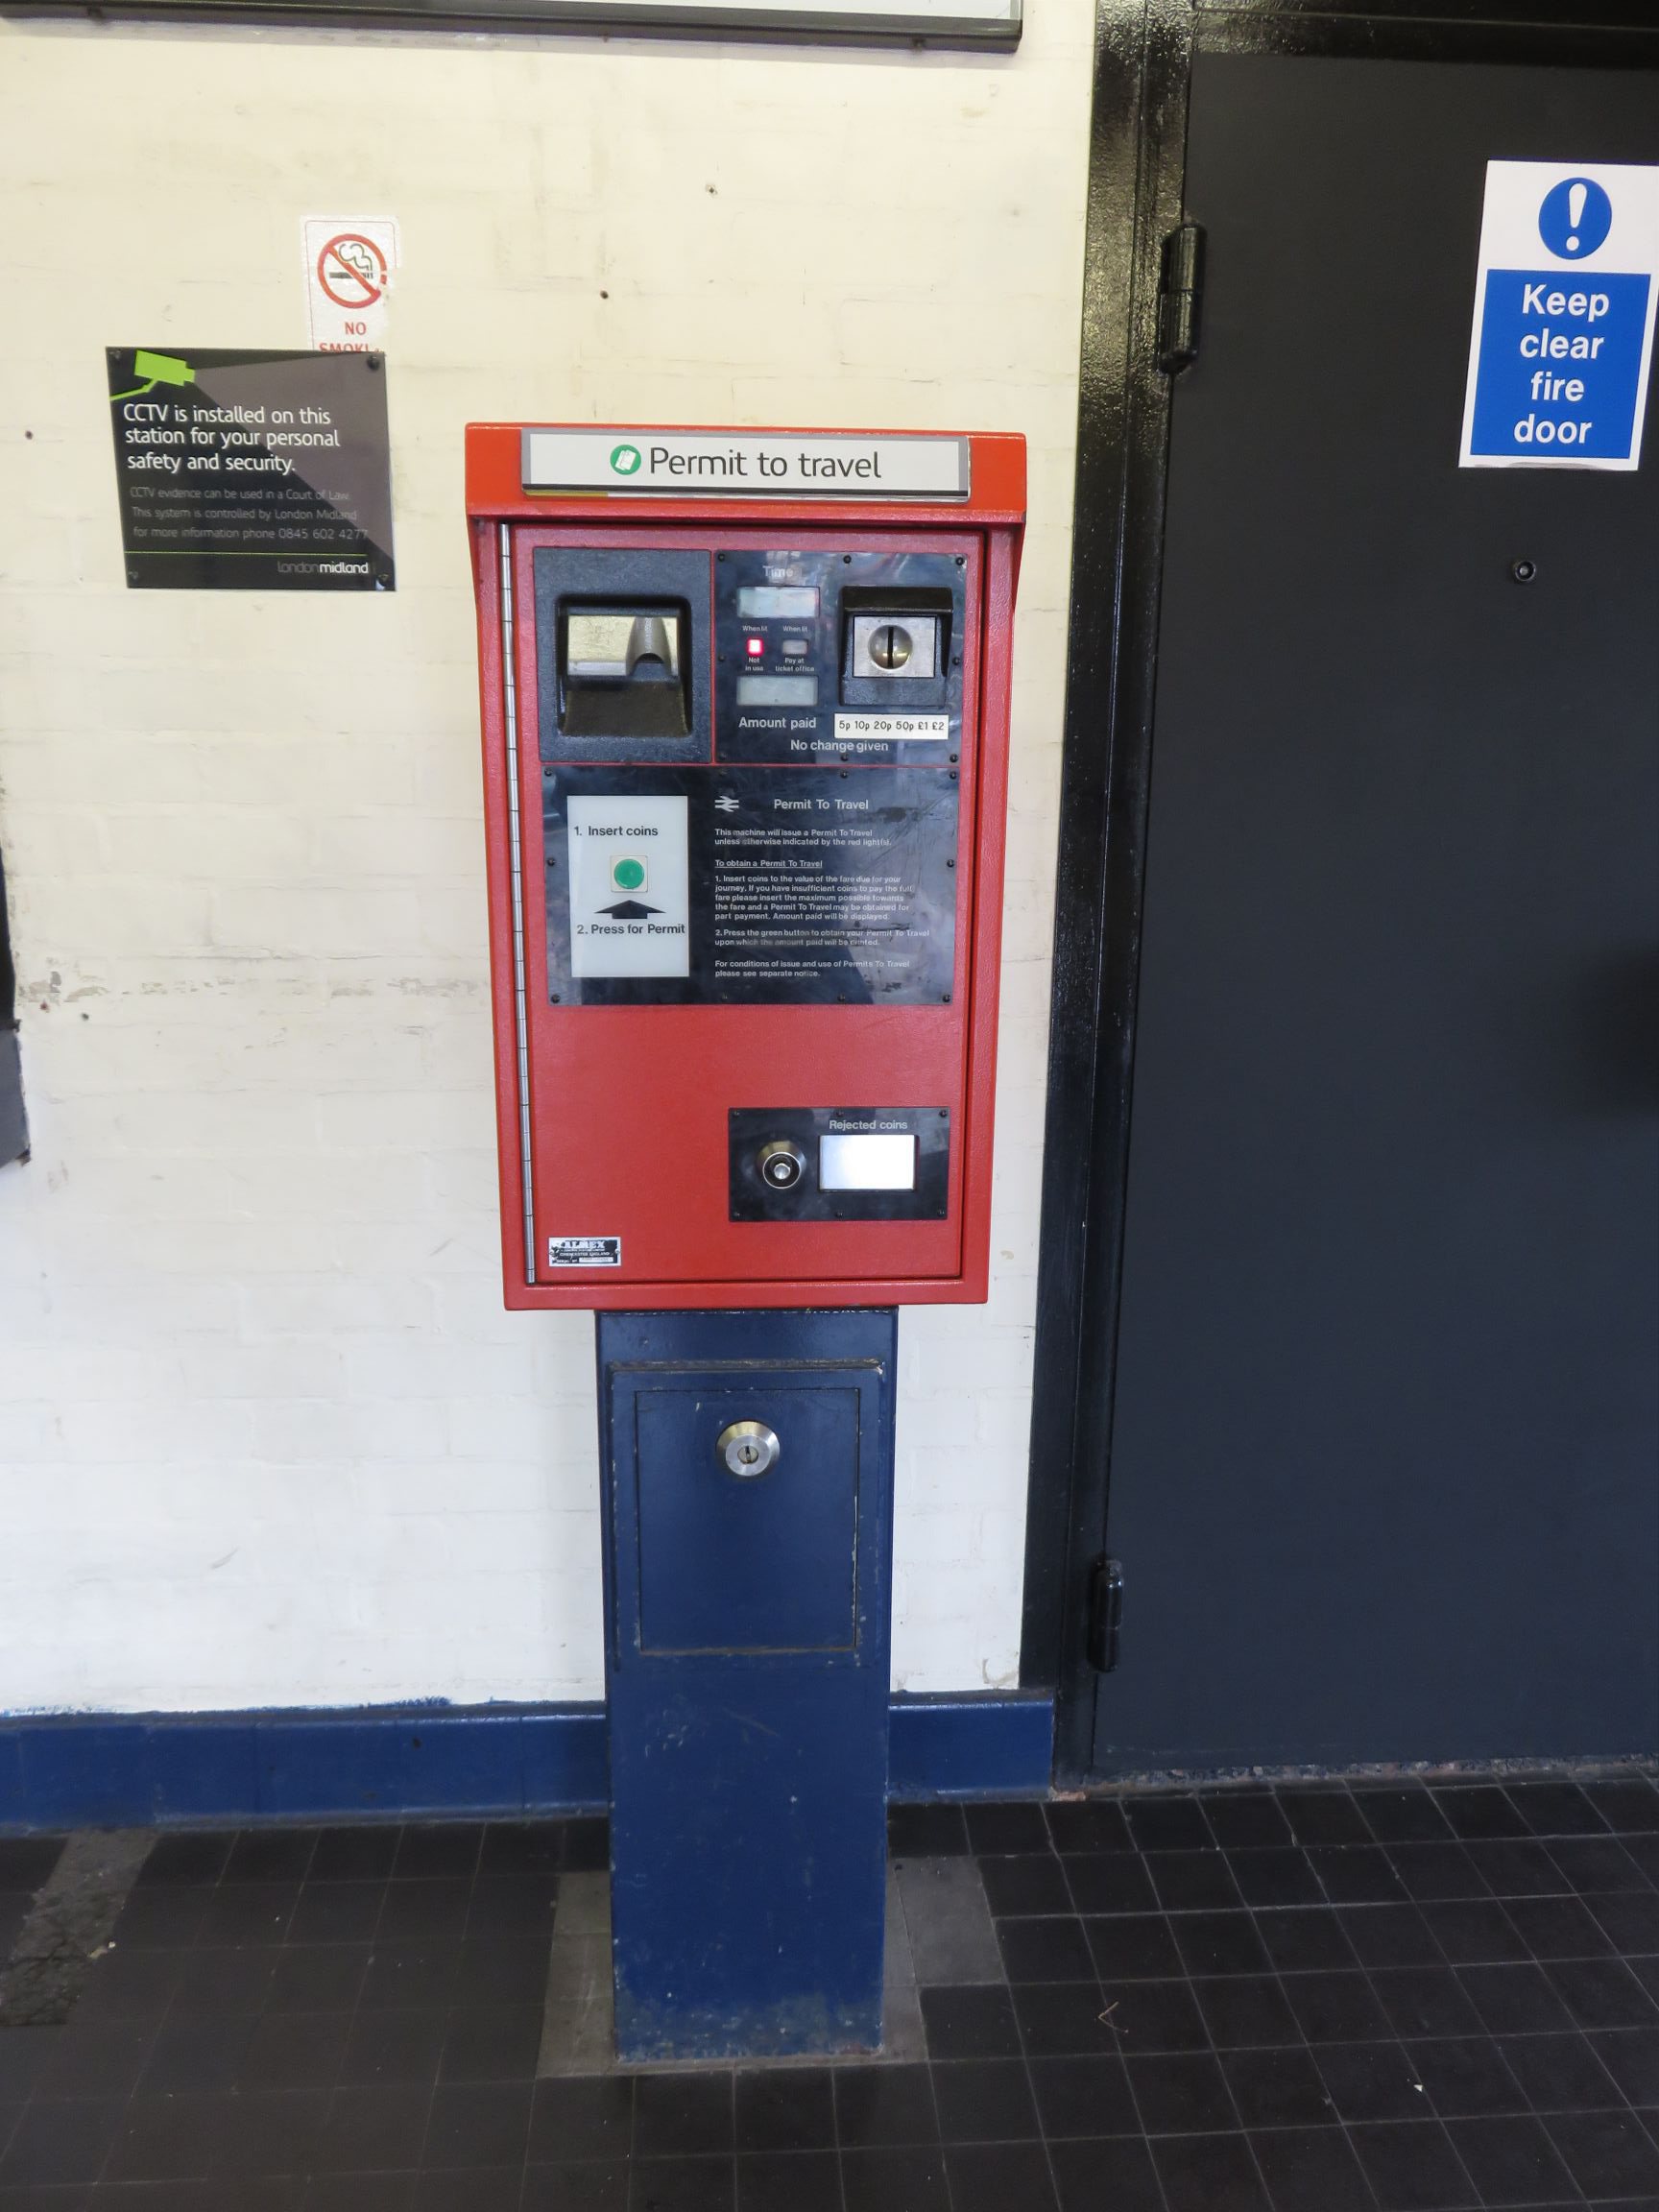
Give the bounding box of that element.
[467,424,1025,1310]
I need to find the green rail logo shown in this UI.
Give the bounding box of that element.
[609,443,643,477]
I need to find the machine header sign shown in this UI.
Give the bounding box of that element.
[1460,160,1659,470]
[522,429,970,499]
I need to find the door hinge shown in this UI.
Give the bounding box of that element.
[1086,1555,1123,1672]
[1156,222,1206,376]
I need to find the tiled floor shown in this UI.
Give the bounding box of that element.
[1,1770,1659,2208]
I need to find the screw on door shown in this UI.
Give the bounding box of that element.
[716,1420,781,1478]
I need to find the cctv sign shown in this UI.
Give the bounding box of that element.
[1460,161,1659,470]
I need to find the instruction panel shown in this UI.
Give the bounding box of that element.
[106,348,395,589]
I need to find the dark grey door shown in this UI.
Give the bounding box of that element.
[1094,53,1659,1773]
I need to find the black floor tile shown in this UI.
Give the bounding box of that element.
[393,1829,484,1884]
[0,1843,66,1891]
[1549,1838,1650,1895]
[110,1889,207,1951]
[632,2077,733,2160]
[379,1884,472,1944]
[1226,1849,1323,1909]
[1420,1900,1531,1966]
[886,1805,968,1859]
[1544,2107,1659,2200]
[1506,1892,1617,1960]
[559,1821,609,1876]
[421,2081,532,2170]
[1124,2050,1237,2134]
[1170,1911,1271,1978]
[733,2148,838,2212]
[531,2080,634,2166]
[930,2056,1040,2141]
[287,1883,386,1945]
[1447,2111,1580,2204]
[1389,1844,1490,1904]
[205,2088,329,2177]
[31,2020,154,2104]
[1205,1794,1294,1851]
[943,2141,1058,2212]
[1012,1982,1121,2057]
[1406,2037,1527,2119]
[978,1854,1070,1918]
[1124,1796,1213,1854]
[1049,2133,1163,2212]
[1466,1841,1568,1901]
[1355,1790,1457,1846]
[1250,2124,1374,2212]
[1084,1913,1182,1981]
[1312,2041,1428,2124]
[436,2006,544,2085]
[1497,2032,1623,2113]
[359,1945,466,2013]
[239,2010,352,2092]
[1028,2054,1138,2138]
[479,1823,568,1878]
[303,2178,419,2212]
[133,1834,232,1888]
[1193,1974,1300,2050]
[1310,1846,1409,1906]
[1458,1963,1577,2036]
[1144,1851,1243,1913]
[1099,1978,1210,2054]
[413,2167,523,2212]
[997,1916,1094,1984]
[1220,2046,1332,2129]
[1587,1889,1659,1954]
[313,2083,432,2172]
[137,2013,253,2096]
[831,2064,936,2148]
[1435,1789,1528,1842]
[1061,1855,1158,1916]
[1372,1967,1487,2041]
[467,1877,558,1941]
[267,1945,370,2014]
[522,2163,627,2211]
[310,1826,402,1883]
[0,2039,54,2106]
[732,2069,833,2154]
[838,2145,948,2212]
[1282,1968,1392,2044]
[1588,2028,1659,2105]
[1546,1953,1659,2031]
[917,1984,1020,2060]
[1338,1904,1444,1970]
[73,1948,182,2022]
[340,2009,450,2088]
[1506,1782,1609,1839]
[224,1831,319,1885]
[962,1804,1048,1856]
[1254,1907,1358,1974]
[1044,1800,1133,1856]
[1585,1779,1659,1836]
[455,1941,550,2010]
[1349,2120,1479,2209]
[1150,2130,1271,2212]
[169,1946,277,2014]
[102,2095,218,2184]
[193,1883,299,1947]
[1277,1789,1371,1847]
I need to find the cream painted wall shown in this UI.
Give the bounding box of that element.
[0,6,1093,1711]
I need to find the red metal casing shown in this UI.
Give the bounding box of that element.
[467,423,1025,1310]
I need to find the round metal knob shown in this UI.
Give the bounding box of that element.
[716,1420,781,1479]
[757,1139,806,1191]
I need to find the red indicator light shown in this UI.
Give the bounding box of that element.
[745,636,764,659]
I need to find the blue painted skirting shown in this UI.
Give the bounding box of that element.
[0,1694,1053,1832]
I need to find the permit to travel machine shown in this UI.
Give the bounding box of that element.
[467,423,1026,2062]
[467,422,1025,1311]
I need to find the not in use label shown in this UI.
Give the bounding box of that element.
[547,1236,621,1268]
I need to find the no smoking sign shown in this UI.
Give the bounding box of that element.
[302,216,399,353]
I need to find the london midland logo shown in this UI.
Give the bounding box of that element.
[609,443,642,476]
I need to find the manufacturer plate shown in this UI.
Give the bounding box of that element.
[547,1235,622,1268]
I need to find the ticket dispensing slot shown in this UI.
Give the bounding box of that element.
[557,601,691,740]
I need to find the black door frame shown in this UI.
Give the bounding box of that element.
[1022,0,1659,1788]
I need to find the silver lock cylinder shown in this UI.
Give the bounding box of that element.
[716,1420,781,1479]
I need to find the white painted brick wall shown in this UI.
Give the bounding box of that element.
[0,6,1093,1711]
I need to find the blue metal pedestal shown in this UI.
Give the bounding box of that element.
[596,1308,898,2062]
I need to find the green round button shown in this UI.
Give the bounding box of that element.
[612,855,646,892]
